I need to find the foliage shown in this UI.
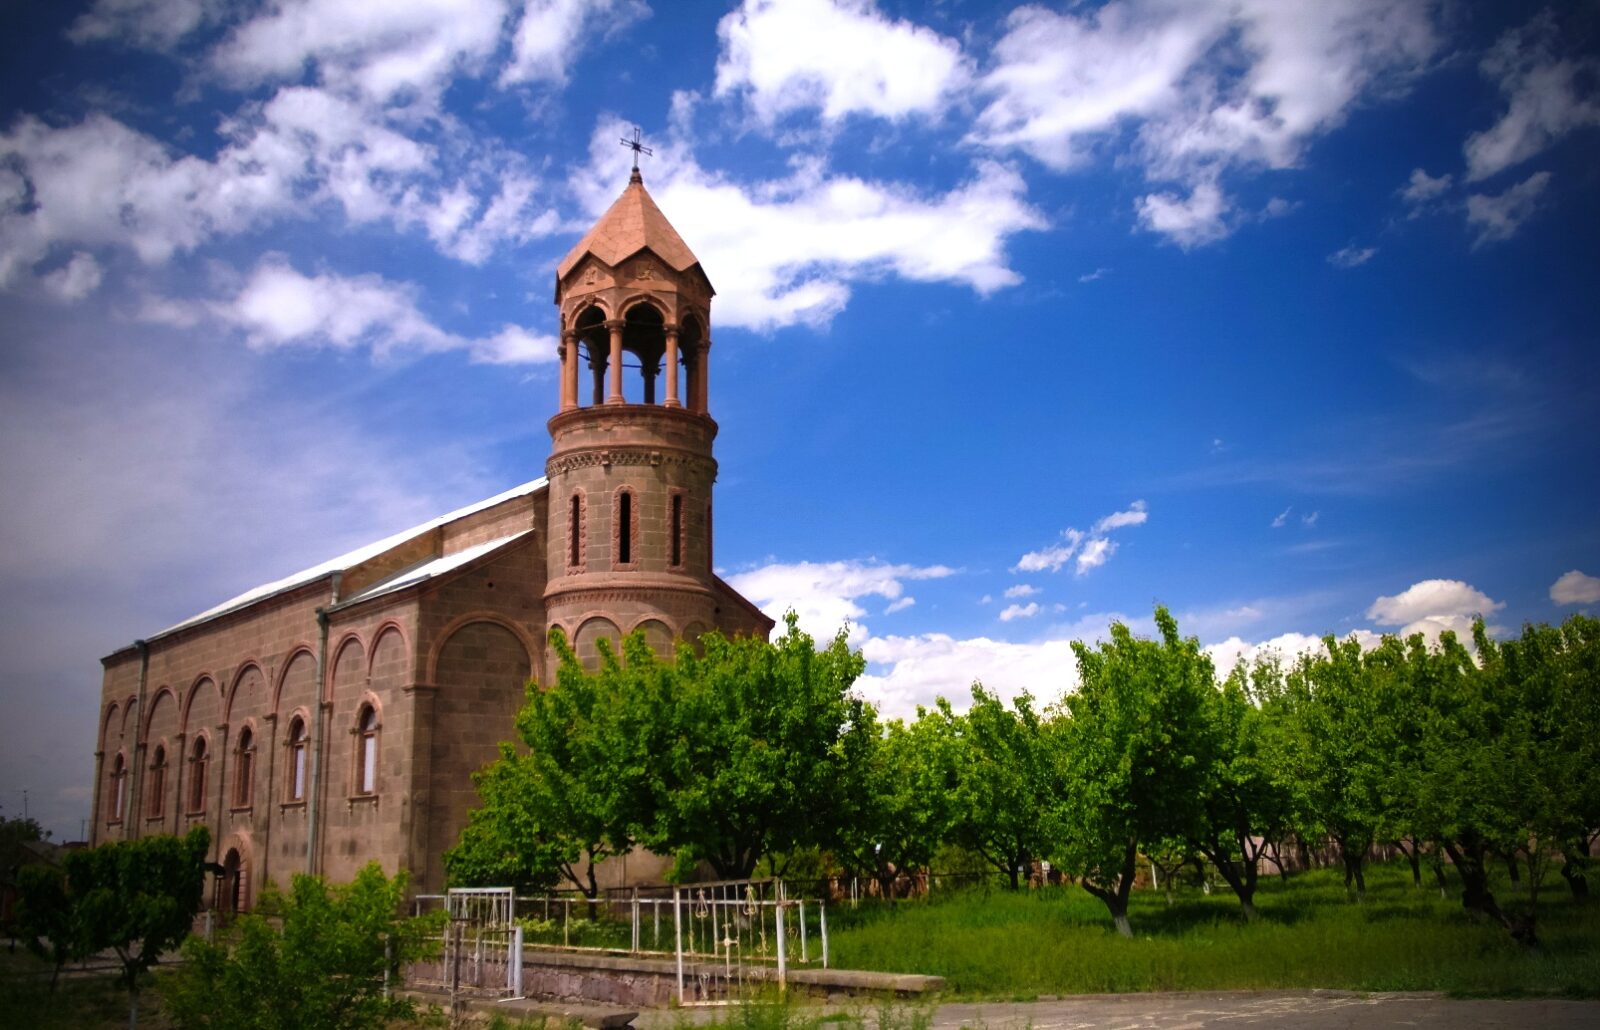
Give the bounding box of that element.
[1048,608,1213,936]
[162,862,428,1030]
[941,688,1048,890]
[19,827,211,1026]
[833,706,955,895]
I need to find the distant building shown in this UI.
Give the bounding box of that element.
[91,169,772,910]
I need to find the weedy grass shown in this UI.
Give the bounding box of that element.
[825,861,1600,998]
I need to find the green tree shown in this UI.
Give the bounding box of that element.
[14,863,81,987]
[48,827,212,1027]
[162,863,430,1030]
[1049,608,1212,937]
[832,706,954,897]
[943,687,1049,890]
[632,614,871,879]
[1186,661,1293,920]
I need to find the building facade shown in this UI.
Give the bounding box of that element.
[91,170,772,909]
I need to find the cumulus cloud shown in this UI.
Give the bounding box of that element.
[68,0,223,50]
[572,118,1045,331]
[1004,583,1040,599]
[198,254,556,365]
[715,0,970,126]
[858,632,1084,717]
[884,596,916,614]
[1551,570,1600,606]
[1464,10,1600,182]
[724,559,955,643]
[1205,630,1383,677]
[1271,506,1291,528]
[972,0,1439,245]
[1367,577,1504,642]
[1015,501,1147,576]
[40,252,105,302]
[503,0,651,87]
[1466,170,1551,247]
[1400,167,1452,206]
[998,602,1039,622]
[1327,244,1377,268]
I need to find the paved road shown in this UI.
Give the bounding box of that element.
[630,992,1600,1030]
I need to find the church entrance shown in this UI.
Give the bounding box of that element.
[220,848,245,915]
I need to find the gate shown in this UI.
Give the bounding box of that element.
[410,887,524,1000]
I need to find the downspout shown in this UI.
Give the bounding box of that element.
[306,599,332,875]
[130,639,150,839]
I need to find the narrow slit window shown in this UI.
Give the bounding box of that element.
[357,706,378,795]
[288,718,308,802]
[569,494,581,567]
[147,746,166,819]
[618,491,632,565]
[233,727,255,808]
[670,494,683,567]
[188,736,209,814]
[108,753,126,822]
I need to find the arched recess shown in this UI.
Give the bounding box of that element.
[227,664,267,725]
[574,304,609,406]
[184,677,221,737]
[144,688,179,822]
[633,618,675,662]
[423,620,532,892]
[329,635,366,706]
[573,616,621,672]
[219,834,253,913]
[368,625,409,691]
[273,648,318,716]
[101,702,121,754]
[622,299,667,404]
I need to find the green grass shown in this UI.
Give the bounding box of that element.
[825,861,1600,998]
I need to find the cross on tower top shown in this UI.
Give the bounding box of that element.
[620,125,653,173]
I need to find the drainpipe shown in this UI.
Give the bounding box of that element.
[307,607,330,875]
[130,639,150,840]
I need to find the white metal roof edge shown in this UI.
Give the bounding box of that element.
[331,529,534,610]
[140,477,549,645]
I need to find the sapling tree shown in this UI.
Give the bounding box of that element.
[1049,608,1213,937]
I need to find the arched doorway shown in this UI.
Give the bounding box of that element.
[221,847,245,915]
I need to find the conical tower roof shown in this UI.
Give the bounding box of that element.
[556,169,711,291]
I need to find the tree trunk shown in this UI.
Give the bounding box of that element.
[1505,852,1521,884]
[1560,850,1589,901]
[1396,838,1423,887]
[1338,837,1367,902]
[1443,837,1535,946]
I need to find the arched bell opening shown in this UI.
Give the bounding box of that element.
[573,305,609,407]
[679,314,706,413]
[622,302,666,404]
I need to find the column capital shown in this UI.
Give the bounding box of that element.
[603,319,626,331]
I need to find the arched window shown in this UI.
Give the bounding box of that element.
[617,489,634,565]
[355,706,379,795]
[188,736,209,815]
[233,727,255,808]
[287,717,308,802]
[107,753,126,822]
[147,745,167,819]
[569,492,582,568]
[670,493,683,568]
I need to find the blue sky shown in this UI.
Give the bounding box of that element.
[1,0,1597,840]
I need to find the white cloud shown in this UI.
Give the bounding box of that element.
[858,632,1084,717]
[1271,506,1291,528]
[724,558,955,643]
[1004,583,1039,599]
[1015,501,1147,575]
[1368,577,1504,642]
[208,254,556,365]
[1551,570,1600,606]
[1400,167,1452,205]
[40,252,104,302]
[1301,510,1320,527]
[1078,267,1112,283]
[715,0,970,126]
[1328,244,1377,268]
[974,0,1439,244]
[208,0,507,105]
[503,0,651,87]
[1464,10,1600,183]
[999,602,1039,622]
[1135,181,1229,248]
[68,0,221,50]
[884,596,916,614]
[1092,499,1148,533]
[573,118,1045,331]
[1466,171,1551,247]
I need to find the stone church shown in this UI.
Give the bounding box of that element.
[90,168,773,910]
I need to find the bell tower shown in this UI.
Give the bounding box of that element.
[544,167,726,666]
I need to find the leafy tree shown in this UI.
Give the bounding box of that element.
[38,827,211,1027]
[632,615,871,879]
[14,864,80,987]
[1186,662,1293,920]
[162,862,430,1030]
[445,750,569,895]
[942,687,1049,890]
[832,706,954,898]
[1049,608,1212,937]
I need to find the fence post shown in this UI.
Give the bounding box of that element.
[383,934,392,1000]
[798,900,808,963]
[775,898,787,993]
[820,899,828,969]
[674,887,685,1005]
[510,925,524,998]
[632,887,640,953]
[450,921,464,1013]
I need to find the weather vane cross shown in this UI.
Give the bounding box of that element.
[620,125,653,170]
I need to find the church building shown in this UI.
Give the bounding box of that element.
[90,168,773,909]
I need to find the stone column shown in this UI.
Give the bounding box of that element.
[560,332,579,411]
[664,326,681,408]
[606,320,625,404]
[695,338,712,414]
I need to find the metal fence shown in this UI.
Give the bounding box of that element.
[410,887,524,1002]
